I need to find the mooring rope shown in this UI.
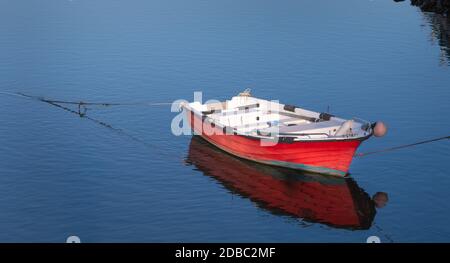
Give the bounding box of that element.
[0,91,185,160]
[2,91,448,158]
[0,91,35,99]
[0,91,176,106]
[372,223,395,243]
[355,135,450,157]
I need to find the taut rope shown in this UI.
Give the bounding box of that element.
[355,136,450,157]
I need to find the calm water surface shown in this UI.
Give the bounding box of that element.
[0,0,449,242]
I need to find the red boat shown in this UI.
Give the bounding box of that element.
[186,136,376,229]
[181,90,386,177]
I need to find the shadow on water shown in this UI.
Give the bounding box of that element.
[185,136,381,230]
[421,12,450,64]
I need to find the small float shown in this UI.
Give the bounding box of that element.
[181,90,387,177]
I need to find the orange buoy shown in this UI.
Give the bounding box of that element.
[373,121,387,137]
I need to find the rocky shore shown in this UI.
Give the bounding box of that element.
[410,0,450,15]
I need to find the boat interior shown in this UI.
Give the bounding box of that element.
[187,93,372,141]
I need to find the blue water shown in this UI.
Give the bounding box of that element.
[0,0,449,242]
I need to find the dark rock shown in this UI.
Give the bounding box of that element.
[409,0,450,16]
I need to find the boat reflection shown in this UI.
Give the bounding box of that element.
[186,136,378,230]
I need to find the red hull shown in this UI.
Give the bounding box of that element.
[186,110,364,176]
[186,137,376,229]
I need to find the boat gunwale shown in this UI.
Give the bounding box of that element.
[184,105,373,144]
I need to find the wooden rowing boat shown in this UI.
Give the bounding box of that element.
[181,90,386,176]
